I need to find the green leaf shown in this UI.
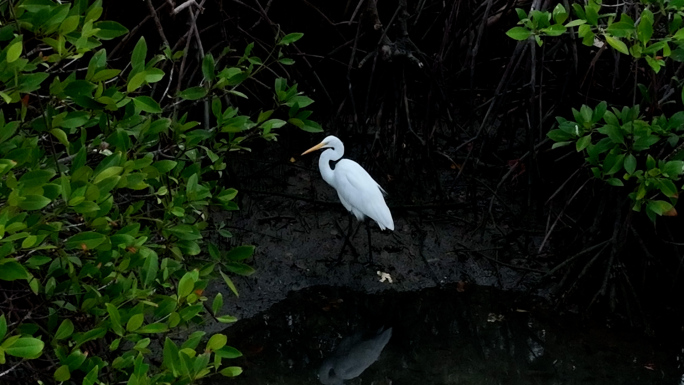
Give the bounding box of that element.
[4,337,44,359]
[18,195,51,210]
[552,4,568,24]
[226,245,255,261]
[73,201,100,214]
[64,80,97,98]
[585,3,599,25]
[274,77,286,92]
[131,37,148,73]
[663,160,684,177]
[177,271,197,298]
[278,32,304,45]
[82,365,99,385]
[547,128,573,142]
[659,179,679,198]
[216,315,238,323]
[215,346,243,359]
[597,124,624,144]
[637,9,654,45]
[624,154,637,174]
[64,350,87,371]
[142,249,159,286]
[506,27,532,40]
[183,332,206,350]
[91,69,121,82]
[163,338,181,376]
[21,235,37,249]
[51,129,69,147]
[206,334,227,351]
[65,232,107,250]
[202,53,215,82]
[106,303,123,335]
[261,119,287,130]
[127,71,147,93]
[606,21,635,38]
[228,90,248,99]
[605,35,629,54]
[279,58,295,65]
[606,178,624,186]
[179,87,207,100]
[576,135,592,152]
[60,15,79,35]
[515,8,527,20]
[93,166,123,184]
[0,119,18,144]
[109,338,121,351]
[224,262,255,276]
[167,224,201,241]
[220,270,239,297]
[145,68,165,83]
[153,160,177,173]
[18,72,49,93]
[126,313,144,332]
[220,366,243,377]
[645,55,662,73]
[94,21,129,40]
[212,293,223,316]
[217,188,238,202]
[647,200,674,216]
[136,323,169,334]
[545,24,566,37]
[7,41,22,63]
[19,169,55,188]
[565,19,587,27]
[300,119,323,133]
[133,96,162,113]
[0,315,6,342]
[54,319,74,340]
[54,365,70,381]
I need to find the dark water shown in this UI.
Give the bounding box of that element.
[205,284,678,385]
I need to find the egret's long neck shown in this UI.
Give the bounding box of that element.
[318,146,343,186]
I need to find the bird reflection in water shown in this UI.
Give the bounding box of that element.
[318,327,392,385]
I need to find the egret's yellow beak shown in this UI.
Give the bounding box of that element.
[301,141,326,155]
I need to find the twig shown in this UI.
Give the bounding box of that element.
[0,361,22,378]
[538,178,590,252]
[172,0,201,14]
[543,239,610,278]
[348,0,366,25]
[145,0,170,47]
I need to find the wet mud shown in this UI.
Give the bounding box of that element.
[207,148,543,326]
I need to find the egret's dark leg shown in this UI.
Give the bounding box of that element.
[336,212,358,261]
[366,218,373,264]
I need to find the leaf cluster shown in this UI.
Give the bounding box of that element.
[0,0,319,383]
[549,102,684,221]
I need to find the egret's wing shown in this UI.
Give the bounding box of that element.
[334,160,394,230]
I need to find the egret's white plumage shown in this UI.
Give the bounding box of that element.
[302,136,394,231]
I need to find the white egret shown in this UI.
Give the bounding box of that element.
[302,136,394,262]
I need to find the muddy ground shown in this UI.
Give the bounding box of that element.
[205,144,550,330]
